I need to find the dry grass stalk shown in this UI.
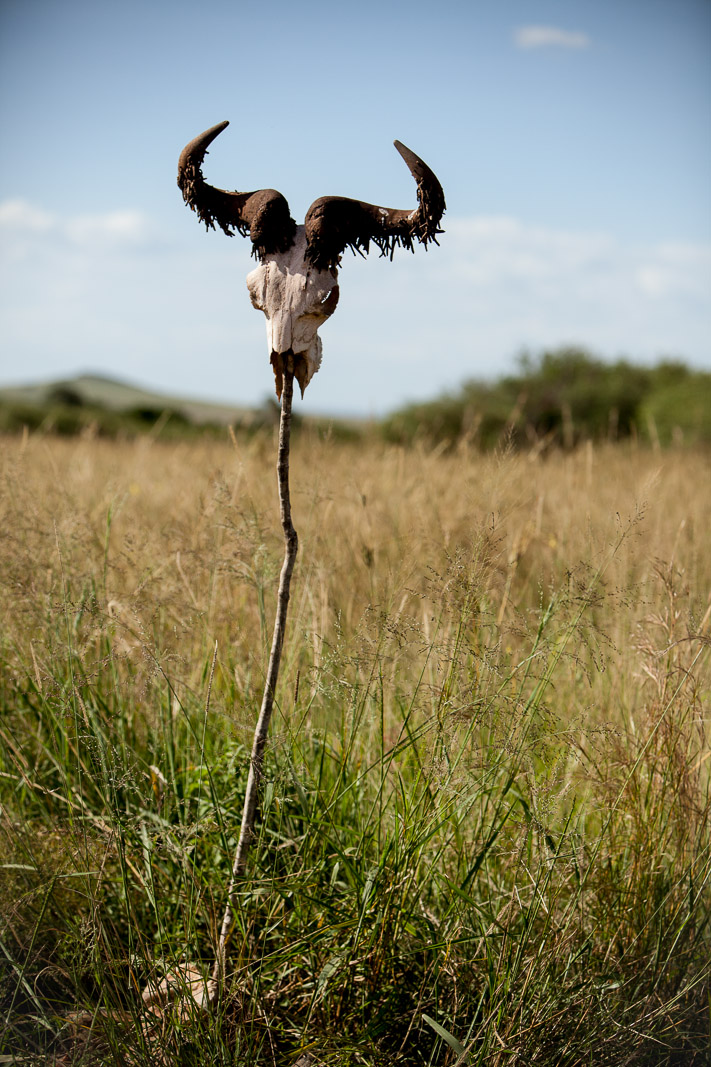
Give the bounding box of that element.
[1,436,710,1062]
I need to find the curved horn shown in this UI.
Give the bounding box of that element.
[303,140,445,271]
[177,121,296,260]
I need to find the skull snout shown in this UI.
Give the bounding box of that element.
[266,309,296,358]
[266,288,339,359]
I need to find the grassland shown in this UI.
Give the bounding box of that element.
[1,429,709,1065]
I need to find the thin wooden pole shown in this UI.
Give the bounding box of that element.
[211,359,298,994]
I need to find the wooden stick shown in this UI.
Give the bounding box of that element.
[211,359,298,994]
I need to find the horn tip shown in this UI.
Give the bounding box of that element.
[393,139,417,165]
[207,120,230,138]
[206,119,230,139]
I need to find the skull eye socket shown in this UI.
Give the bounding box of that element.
[301,284,340,323]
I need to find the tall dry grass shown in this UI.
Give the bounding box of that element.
[1,430,709,1064]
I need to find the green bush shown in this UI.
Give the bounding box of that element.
[640,372,711,446]
[382,348,711,449]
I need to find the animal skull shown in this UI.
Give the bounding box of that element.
[178,121,445,396]
[245,226,340,397]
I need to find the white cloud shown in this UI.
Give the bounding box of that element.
[428,218,711,306]
[636,266,667,297]
[442,216,614,286]
[65,210,150,248]
[0,199,154,250]
[634,244,710,300]
[0,199,53,231]
[514,26,590,50]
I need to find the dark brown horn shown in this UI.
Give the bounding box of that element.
[303,140,445,271]
[177,121,296,260]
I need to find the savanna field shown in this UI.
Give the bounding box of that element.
[1,429,709,1065]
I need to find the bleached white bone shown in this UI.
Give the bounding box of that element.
[246,226,339,396]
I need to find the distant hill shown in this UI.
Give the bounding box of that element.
[0,372,256,426]
[0,372,366,442]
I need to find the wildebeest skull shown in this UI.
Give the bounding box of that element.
[178,121,445,397]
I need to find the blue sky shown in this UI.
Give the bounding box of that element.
[1,0,709,415]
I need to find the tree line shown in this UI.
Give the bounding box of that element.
[382,347,711,449]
